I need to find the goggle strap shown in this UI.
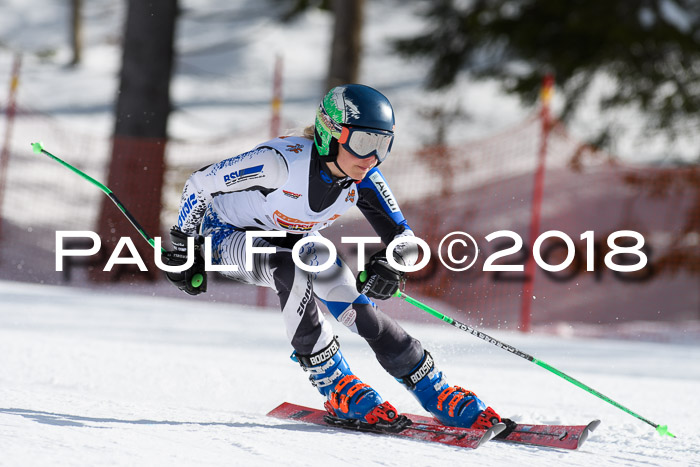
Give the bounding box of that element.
[338,127,350,145]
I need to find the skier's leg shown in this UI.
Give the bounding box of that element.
[283,235,403,424]
[201,215,400,424]
[306,238,505,429]
[201,208,333,354]
[300,236,424,377]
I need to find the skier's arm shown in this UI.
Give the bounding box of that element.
[356,167,419,268]
[176,147,289,235]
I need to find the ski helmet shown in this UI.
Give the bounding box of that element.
[314,84,395,163]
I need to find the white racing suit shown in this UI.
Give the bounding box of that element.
[177,136,423,377]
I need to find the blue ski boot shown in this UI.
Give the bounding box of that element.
[399,350,504,429]
[292,338,408,430]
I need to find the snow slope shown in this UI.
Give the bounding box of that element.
[1,280,698,466]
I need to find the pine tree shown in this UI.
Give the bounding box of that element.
[394,0,700,154]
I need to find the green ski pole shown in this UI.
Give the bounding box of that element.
[32,142,204,289]
[385,284,675,438]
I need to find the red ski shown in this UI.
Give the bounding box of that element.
[501,419,600,449]
[407,412,601,450]
[267,402,505,450]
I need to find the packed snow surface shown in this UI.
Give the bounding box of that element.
[0,280,698,466]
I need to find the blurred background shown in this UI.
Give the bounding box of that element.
[0,0,698,341]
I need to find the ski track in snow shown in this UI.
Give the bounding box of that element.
[0,280,698,466]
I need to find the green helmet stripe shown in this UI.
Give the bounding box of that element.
[323,87,345,123]
[315,88,345,156]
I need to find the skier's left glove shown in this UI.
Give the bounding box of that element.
[162,226,207,296]
[356,250,404,300]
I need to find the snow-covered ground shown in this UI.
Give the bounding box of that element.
[1,280,698,466]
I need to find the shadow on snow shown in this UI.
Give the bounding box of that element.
[0,407,328,434]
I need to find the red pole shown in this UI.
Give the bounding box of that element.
[270,54,283,139]
[0,53,22,242]
[519,74,554,333]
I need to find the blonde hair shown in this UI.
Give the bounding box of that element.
[302,125,315,140]
[304,125,316,140]
[284,125,315,140]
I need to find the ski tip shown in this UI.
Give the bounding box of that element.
[266,402,291,417]
[577,419,601,449]
[31,142,44,154]
[478,422,507,448]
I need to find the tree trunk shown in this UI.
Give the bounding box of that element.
[69,0,82,66]
[326,0,363,91]
[93,0,178,283]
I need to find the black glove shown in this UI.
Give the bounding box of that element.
[162,226,207,296]
[356,251,404,300]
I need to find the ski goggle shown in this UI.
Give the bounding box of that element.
[338,126,394,163]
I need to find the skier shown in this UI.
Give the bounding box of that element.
[164,84,508,431]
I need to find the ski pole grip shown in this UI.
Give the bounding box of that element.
[191,273,204,288]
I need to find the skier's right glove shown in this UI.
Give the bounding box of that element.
[356,251,404,300]
[162,226,207,296]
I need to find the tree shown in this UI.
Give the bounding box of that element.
[69,0,82,66]
[394,0,700,154]
[94,0,178,281]
[326,0,364,90]
[277,0,331,22]
[273,0,364,92]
